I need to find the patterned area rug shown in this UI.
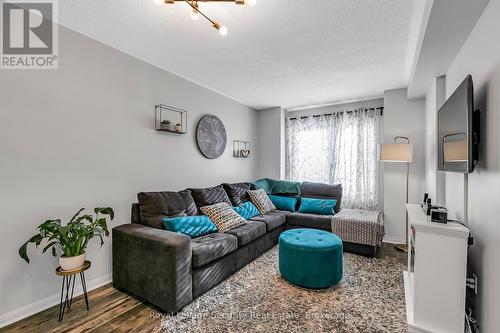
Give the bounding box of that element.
[160,246,407,333]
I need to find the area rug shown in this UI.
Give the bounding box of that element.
[159,246,407,333]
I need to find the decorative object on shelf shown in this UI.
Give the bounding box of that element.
[18,207,114,271]
[196,114,227,159]
[380,136,413,253]
[233,140,251,158]
[154,0,256,36]
[155,104,187,134]
[160,119,172,130]
[56,260,91,322]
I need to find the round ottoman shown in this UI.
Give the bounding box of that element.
[279,228,343,288]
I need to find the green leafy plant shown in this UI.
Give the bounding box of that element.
[19,207,114,263]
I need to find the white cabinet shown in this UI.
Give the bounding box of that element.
[404,204,469,333]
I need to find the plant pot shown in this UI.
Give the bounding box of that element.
[59,253,86,271]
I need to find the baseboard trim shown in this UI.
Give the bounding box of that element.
[0,273,112,328]
[383,236,406,244]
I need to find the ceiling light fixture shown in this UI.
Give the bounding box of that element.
[158,0,257,36]
[190,4,200,20]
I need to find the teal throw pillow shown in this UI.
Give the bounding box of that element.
[234,201,261,220]
[298,198,337,215]
[269,195,298,212]
[162,215,217,238]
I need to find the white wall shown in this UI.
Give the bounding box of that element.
[383,88,425,243]
[0,25,259,324]
[442,1,500,330]
[257,107,285,179]
[424,76,446,205]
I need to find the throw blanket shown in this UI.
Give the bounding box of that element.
[331,209,385,247]
[253,178,301,195]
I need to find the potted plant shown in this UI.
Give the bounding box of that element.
[19,207,114,271]
[175,123,182,133]
[160,120,172,130]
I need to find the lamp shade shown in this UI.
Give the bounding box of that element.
[444,140,467,162]
[380,143,413,162]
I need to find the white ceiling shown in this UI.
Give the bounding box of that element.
[58,0,414,110]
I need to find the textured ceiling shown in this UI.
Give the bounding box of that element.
[58,0,414,109]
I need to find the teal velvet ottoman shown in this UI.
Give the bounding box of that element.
[279,228,343,288]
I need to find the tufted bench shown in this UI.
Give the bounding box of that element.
[278,228,343,288]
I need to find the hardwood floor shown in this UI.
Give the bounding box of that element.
[1,243,406,333]
[376,242,407,265]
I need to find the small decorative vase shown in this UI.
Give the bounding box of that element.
[59,253,85,271]
[175,124,182,133]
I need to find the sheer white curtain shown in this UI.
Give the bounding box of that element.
[286,108,378,210]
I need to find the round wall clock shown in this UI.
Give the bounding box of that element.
[195,114,227,159]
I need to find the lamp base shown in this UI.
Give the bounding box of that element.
[394,244,408,253]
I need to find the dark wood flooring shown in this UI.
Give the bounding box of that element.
[1,243,406,333]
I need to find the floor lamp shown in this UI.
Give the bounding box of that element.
[380,136,413,253]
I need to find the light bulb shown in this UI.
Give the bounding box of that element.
[153,0,163,6]
[191,8,199,20]
[219,25,228,36]
[246,0,257,7]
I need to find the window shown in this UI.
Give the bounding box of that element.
[286,108,379,210]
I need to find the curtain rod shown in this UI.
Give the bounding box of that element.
[288,107,384,121]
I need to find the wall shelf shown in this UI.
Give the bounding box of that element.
[233,140,251,158]
[156,128,187,135]
[155,104,187,134]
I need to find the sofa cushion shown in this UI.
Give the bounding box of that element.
[178,190,198,216]
[254,178,301,195]
[269,195,298,212]
[224,221,266,247]
[137,191,188,229]
[287,212,333,230]
[301,182,343,213]
[248,189,276,214]
[190,185,232,211]
[222,183,251,206]
[250,212,286,231]
[162,215,217,238]
[298,198,337,215]
[200,202,246,233]
[191,233,238,269]
[233,201,260,220]
[273,209,293,216]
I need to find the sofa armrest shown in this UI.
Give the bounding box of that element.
[112,223,192,313]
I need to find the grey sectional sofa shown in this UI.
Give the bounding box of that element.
[112,181,379,313]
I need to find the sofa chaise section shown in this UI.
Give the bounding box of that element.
[112,223,193,313]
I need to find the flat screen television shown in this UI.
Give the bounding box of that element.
[437,74,480,173]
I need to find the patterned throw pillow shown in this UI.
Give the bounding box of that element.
[247,189,276,214]
[200,202,246,232]
[234,201,261,220]
[162,215,217,238]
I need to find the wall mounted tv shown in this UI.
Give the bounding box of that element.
[438,74,480,173]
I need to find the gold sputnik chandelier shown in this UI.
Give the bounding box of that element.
[153,0,257,36]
